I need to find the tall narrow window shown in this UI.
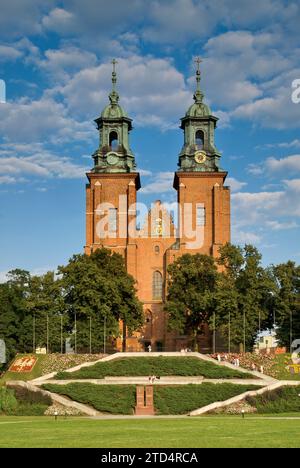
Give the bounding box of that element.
[108,208,117,233]
[195,130,204,149]
[152,271,163,300]
[196,204,206,226]
[109,131,118,150]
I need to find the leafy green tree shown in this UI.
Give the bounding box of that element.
[20,271,66,353]
[272,261,300,350]
[215,244,276,350]
[58,248,143,352]
[165,254,218,350]
[0,283,19,366]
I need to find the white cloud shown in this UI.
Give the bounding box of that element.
[226,177,247,192]
[0,0,52,38]
[58,56,191,129]
[0,175,16,184]
[283,178,300,193]
[258,139,300,150]
[140,172,174,194]
[265,220,299,230]
[0,97,94,143]
[232,229,262,245]
[266,155,300,173]
[42,8,75,34]
[0,144,88,181]
[35,47,98,80]
[0,45,23,62]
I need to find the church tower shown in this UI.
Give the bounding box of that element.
[85,60,140,281]
[85,58,231,353]
[173,58,230,257]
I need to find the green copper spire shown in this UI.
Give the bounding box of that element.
[177,56,222,173]
[92,59,136,173]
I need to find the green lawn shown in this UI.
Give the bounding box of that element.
[0,416,300,448]
[56,356,254,380]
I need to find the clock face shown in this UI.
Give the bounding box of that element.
[195,150,207,164]
[107,152,119,165]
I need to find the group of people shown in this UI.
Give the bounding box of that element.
[214,353,265,373]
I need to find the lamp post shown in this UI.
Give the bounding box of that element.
[103,316,107,354]
[46,314,49,354]
[213,311,216,354]
[290,309,293,354]
[89,316,92,354]
[60,315,63,354]
[74,312,77,354]
[33,313,36,353]
[228,310,231,354]
[243,310,246,353]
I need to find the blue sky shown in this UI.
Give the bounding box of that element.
[0,0,300,280]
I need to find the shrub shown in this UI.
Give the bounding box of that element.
[42,382,260,415]
[154,383,261,415]
[56,357,253,380]
[42,383,136,415]
[8,384,52,406]
[246,386,300,413]
[0,387,18,414]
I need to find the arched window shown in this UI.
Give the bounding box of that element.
[154,245,160,255]
[195,130,204,149]
[152,271,163,300]
[109,131,118,150]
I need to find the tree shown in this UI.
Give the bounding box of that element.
[165,254,218,350]
[20,272,66,353]
[215,244,276,351]
[272,261,300,350]
[58,248,143,352]
[0,283,20,366]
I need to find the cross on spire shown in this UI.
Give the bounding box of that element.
[111,58,118,92]
[112,58,118,74]
[194,56,202,72]
[193,56,204,103]
[194,56,202,92]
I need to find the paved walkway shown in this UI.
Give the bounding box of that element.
[35,376,265,386]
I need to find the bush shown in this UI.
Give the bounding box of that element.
[0,387,18,414]
[42,383,136,415]
[0,386,49,415]
[56,357,254,380]
[42,382,260,415]
[8,384,52,406]
[246,386,300,413]
[154,383,261,415]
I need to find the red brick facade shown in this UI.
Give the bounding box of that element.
[84,63,231,352]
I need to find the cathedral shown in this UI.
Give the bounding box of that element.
[85,59,231,352]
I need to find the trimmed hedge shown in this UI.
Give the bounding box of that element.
[0,387,49,415]
[55,357,254,380]
[246,386,300,413]
[42,382,260,415]
[154,383,261,415]
[42,383,136,415]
